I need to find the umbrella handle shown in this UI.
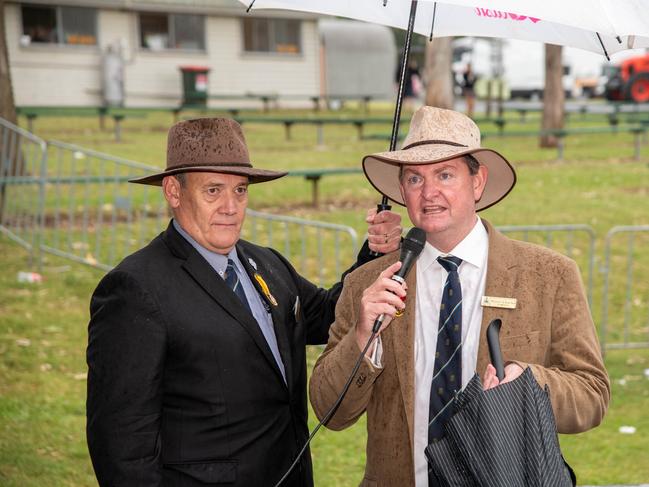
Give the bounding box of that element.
[486,319,505,381]
[368,201,393,257]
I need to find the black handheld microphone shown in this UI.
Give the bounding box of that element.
[372,227,426,333]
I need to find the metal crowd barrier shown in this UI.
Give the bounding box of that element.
[0,117,47,268]
[0,118,360,285]
[600,226,649,352]
[245,209,358,288]
[41,140,168,271]
[1,116,648,350]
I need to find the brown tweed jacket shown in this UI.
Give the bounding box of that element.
[309,219,610,487]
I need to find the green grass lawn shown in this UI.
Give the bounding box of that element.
[2,106,649,485]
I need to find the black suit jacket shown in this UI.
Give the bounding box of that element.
[87,221,373,486]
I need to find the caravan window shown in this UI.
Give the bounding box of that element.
[139,13,205,51]
[21,5,97,46]
[243,18,301,54]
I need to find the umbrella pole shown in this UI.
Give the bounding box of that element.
[372,0,419,255]
[390,0,419,154]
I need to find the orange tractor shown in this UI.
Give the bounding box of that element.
[604,53,649,103]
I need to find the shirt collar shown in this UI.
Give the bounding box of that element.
[172,219,241,277]
[418,217,488,272]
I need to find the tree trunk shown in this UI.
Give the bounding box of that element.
[0,1,16,123]
[0,1,19,220]
[424,37,454,109]
[540,44,564,148]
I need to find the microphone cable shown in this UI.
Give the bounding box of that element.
[273,329,378,487]
[275,227,425,486]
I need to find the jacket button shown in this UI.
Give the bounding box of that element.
[356,373,366,387]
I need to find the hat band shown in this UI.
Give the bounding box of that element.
[402,139,469,151]
[166,161,253,171]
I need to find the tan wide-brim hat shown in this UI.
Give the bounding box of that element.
[129,118,287,185]
[363,106,516,211]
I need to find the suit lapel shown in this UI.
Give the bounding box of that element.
[389,261,418,451]
[267,304,293,389]
[164,223,286,384]
[477,221,519,374]
[238,245,293,389]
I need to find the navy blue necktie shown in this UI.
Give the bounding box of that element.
[428,255,463,446]
[224,259,252,314]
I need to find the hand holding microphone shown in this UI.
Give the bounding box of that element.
[356,228,426,352]
[356,261,407,348]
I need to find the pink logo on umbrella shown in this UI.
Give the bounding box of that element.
[475,8,541,24]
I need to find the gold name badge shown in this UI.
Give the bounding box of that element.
[481,296,517,309]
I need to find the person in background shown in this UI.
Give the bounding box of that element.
[397,59,423,111]
[462,63,477,118]
[86,117,402,487]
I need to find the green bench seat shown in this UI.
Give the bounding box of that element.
[287,168,363,207]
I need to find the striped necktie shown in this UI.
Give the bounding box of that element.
[224,258,252,314]
[428,255,463,446]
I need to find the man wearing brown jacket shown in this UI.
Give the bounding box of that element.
[309,106,609,487]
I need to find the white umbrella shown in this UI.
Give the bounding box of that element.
[241,0,649,55]
[240,0,649,215]
[427,0,649,38]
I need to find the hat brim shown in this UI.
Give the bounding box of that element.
[129,165,288,186]
[362,145,516,211]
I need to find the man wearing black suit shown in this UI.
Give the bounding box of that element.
[86,118,402,486]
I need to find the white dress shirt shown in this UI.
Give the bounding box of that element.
[413,217,489,487]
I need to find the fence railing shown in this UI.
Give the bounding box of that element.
[245,209,358,288]
[41,140,170,271]
[600,226,649,352]
[0,119,360,284]
[0,118,48,268]
[0,116,647,351]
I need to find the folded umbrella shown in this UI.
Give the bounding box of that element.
[425,367,575,487]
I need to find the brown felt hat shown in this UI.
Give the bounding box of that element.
[129,118,287,185]
[363,106,516,211]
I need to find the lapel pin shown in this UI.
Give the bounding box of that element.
[254,272,278,307]
[248,257,258,271]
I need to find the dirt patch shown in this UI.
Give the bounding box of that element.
[259,196,377,215]
[623,186,649,196]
